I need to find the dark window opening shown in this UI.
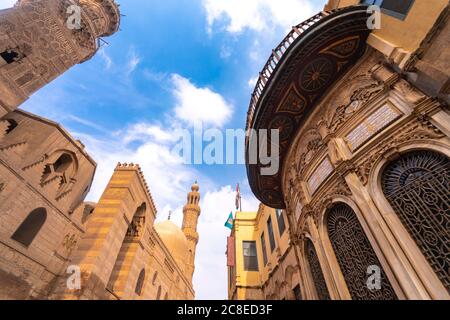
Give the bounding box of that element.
[293,285,302,300]
[276,209,286,235]
[11,207,47,247]
[5,119,18,134]
[0,49,19,64]
[54,153,73,173]
[243,241,259,271]
[381,0,414,16]
[267,217,276,252]
[156,286,162,300]
[361,0,414,20]
[261,232,268,266]
[135,269,145,296]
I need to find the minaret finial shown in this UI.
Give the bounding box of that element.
[168,210,172,221]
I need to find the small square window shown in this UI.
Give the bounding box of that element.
[0,50,19,64]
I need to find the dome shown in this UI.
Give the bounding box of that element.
[154,221,188,272]
[191,181,199,192]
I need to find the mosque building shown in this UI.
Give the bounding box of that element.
[0,0,201,300]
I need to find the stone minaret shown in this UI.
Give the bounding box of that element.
[0,0,120,117]
[182,181,201,282]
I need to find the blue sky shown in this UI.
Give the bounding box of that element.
[1,0,326,299]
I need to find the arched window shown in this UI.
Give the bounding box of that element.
[164,292,169,300]
[156,286,162,300]
[327,203,397,299]
[135,269,146,296]
[53,153,73,173]
[11,207,47,247]
[152,271,158,285]
[305,239,330,300]
[41,152,74,186]
[382,150,450,292]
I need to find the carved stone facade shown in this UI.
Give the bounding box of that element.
[0,0,200,300]
[246,1,449,300]
[0,0,120,117]
[0,109,96,299]
[0,154,198,299]
[282,50,450,300]
[51,164,197,300]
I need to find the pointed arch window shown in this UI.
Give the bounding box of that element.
[382,150,450,292]
[11,207,47,247]
[327,203,397,299]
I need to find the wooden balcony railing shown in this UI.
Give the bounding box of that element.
[245,10,337,131]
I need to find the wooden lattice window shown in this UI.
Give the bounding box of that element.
[382,150,450,293]
[327,203,397,300]
[305,239,330,300]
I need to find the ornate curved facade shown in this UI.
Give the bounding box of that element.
[245,1,450,300]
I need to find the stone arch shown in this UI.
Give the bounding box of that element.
[81,203,95,225]
[294,128,324,174]
[284,265,296,290]
[40,150,78,183]
[38,150,79,200]
[106,202,149,297]
[11,207,47,247]
[369,141,450,299]
[381,149,450,293]
[324,202,398,300]
[126,202,147,239]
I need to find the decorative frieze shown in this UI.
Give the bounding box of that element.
[307,157,334,194]
[345,104,402,151]
[355,115,445,185]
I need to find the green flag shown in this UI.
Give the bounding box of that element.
[224,212,234,230]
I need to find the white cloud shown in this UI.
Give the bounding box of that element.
[126,47,141,75]
[220,45,232,59]
[172,74,233,128]
[248,76,258,89]
[0,0,16,10]
[98,48,113,70]
[80,126,201,213]
[203,0,316,33]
